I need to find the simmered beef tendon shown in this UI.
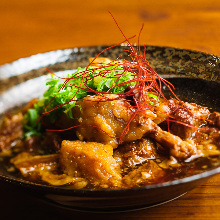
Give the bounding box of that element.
[60,140,122,188]
[74,95,156,148]
[123,160,166,187]
[24,131,62,154]
[137,118,201,160]
[0,112,23,151]
[24,136,42,153]
[41,131,62,153]
[114,138,157,170]
[194,128,220,157]
[209,112,220,128]
[169,100,210,140]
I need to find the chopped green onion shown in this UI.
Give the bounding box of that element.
[23,61,136,137]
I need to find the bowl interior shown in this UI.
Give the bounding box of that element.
[0,45,219,211]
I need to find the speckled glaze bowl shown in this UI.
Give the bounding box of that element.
[0,45,219,212]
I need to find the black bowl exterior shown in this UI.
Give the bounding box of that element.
[0,45,219,212]
[0,169,218,212]
[40,175,214,211]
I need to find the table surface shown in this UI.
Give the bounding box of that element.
[0,0,219,219]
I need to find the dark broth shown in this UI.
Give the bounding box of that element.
[0,77,220,188]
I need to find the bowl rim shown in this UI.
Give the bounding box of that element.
[0,45,219,196]
[0,44,219,79]
[0,164,220,196]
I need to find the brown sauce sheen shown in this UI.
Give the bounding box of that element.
[0,94,220,190]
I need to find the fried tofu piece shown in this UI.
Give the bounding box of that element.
[59,140,122,188]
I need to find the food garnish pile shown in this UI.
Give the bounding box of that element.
[0,47,220,189]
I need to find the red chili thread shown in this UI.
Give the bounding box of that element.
[39,13,216,143]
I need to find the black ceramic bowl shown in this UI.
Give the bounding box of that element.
[0,45,219,212]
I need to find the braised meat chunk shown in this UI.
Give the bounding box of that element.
[113,138,157,170]
[0,112,23,151]
[209,112,220,128]
[74,94,156,148]
[143,118,201,160]
[168,100,210,140]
